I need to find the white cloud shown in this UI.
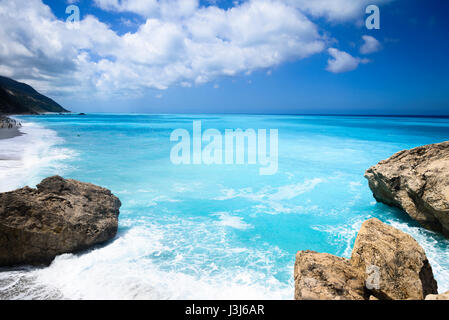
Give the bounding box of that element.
[95,0,391,22]
[326,48,369,73]
[0,0,390,98]
[360,35,382,54]
[93,0,200,19]
[0,0,327,97]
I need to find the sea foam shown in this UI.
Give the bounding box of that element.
[1,218,293,300]
[0,119,75,192]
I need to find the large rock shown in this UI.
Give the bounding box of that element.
[425,290,449,300]
[365,141,449,237]
[351,218,438,300]
[295,219,438,300]
[294,251,366,300]
[0,176,121,266]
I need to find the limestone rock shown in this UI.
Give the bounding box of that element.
[365,141,449,237]
[0,176,121,266]
[294,251,366,300]
[294,219,438,300]
[351,218,438,300]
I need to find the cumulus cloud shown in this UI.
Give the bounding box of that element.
[326,48,369,73]
[93,0,199,19]
[95,0,392,22]
[0,0,389,97]
[0,0,328,97]
[360,35,382,54]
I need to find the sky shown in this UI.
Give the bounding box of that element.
[0,0,448,115]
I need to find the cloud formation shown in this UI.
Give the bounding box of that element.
[326,48,369,73]
[93,0,199,19]
[360,35,382,54]
[0,0,388,97]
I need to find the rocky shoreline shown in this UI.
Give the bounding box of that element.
[365,141,449,237]
[0,115,21,129]
[295,218,441,300]
[295,140,449,300]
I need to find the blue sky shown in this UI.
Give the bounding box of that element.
[1,0,448,115]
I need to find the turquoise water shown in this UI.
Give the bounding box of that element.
[1,114,449,299]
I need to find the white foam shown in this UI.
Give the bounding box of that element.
[1,217,293,300]
[0,119,76,192]
[268,178,323,201]
[311,219,364,258]
[213,212,252,230]
[214,178,323,214]
[387,220,449,293]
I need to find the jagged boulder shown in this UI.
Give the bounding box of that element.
[294,251,366,300]
[365,141,449,237]
[0,176,121,266]
[295,219,438,300]
[351,218,438,300]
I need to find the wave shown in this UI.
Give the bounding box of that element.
[0,218,293,300]
[387,220,449,294]
[0,119,76,192]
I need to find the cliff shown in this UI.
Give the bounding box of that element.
[0,76,69,114]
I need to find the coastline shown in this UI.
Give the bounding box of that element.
[0,127,22,141]
[0,116,74,193]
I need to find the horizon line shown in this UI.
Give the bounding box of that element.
[20,112,449,118]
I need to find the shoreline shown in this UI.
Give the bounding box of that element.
[0,127,23,140]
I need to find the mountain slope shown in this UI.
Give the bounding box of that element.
[0,76,69,114]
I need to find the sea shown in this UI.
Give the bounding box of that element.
[0,114,448,299]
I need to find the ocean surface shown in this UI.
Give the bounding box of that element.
[0,114,448,299]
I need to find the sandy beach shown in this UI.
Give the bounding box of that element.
[0,128,22,141]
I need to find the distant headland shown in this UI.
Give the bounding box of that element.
[0,76,69,115]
